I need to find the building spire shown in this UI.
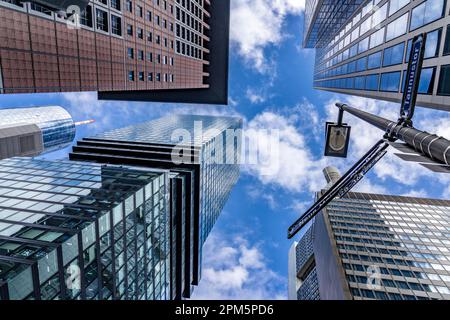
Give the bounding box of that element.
[323,166,341,189]
[75,119,95,126]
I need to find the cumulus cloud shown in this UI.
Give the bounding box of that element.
[246,88,267,104]
[192,233,286,300]
[230,0,305,73]
[402,189,429,198]
[242,108,328,193]
[353,178,388,194]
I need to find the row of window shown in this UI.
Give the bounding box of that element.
[316,27,444,80]
[176,0,204,20]
[176,23,203,47]
[129,3,174,30]
[126,48,175,65]
[315,64,450,96]
[96,0,121,11]
[176,40,203,59]
[128,71,174,83]
[317,0,446,74]
[126,24,174,49]
[126,0,173,15]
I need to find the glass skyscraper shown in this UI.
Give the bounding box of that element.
[0,157,170,300]
[0,106,76,159]
[69,114,242,299]
[290,167,450,300]
[304,0,450,111]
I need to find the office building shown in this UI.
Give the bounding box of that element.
[68,114,242,299]
[288,227,320,300]
[305,0,450,111]
[0,157,171,300]
[291,166,450,300]
[0,0,230,104]
[0,106,92,159]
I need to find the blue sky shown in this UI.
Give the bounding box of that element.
[1,0,450,300]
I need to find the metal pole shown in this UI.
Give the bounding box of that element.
[336,103,450,165]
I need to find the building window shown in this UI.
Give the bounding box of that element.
[444,25,450,56]
[369,28,385,49]
[138,72,144,81]
[147,52,153,62]
[386,12,408,42]
[128,71,135,81]
[348,61,356,73]
[111,15,122,36]
[345,77,353,89]
[405,28,442,62]
[356,57,367,72]
[380,71,401,92]
[137,27,143,39]
[156,73,161,82]
[126,0,133,13]
[138,50,144,60]
[148,73,153,81]
[413,67,436,94]
[383,42,405,67]
[355,76,365,90]
[127,48,134,59]
[437,65,450,95]
[360,17,372,36]
[127,24,133,36]
[95,9,108,32]
[410,0,445,31]
[349,44,358,57]
[111,0,121,11]
[358,37,369,54]
[137,5,143,17]
[372,3,387,28]
[365,74,379,91]
[389,0,410,16]
[368,51,382,69]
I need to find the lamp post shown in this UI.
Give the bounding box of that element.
[287,33,450,240]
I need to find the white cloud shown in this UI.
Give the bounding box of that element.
[230,0,305,73]
[246,186,278,210]
[402,189,429,198]
[246,88,267,104]
[242,109,328,193]
[192,233,286,300]
[353,178,388,194]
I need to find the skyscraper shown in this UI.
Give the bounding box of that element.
[290,166,450,300]
[0,106,92,159]
[68,114,242,299]
[0,157,171,300]
[0,0,230,104]
[304,0,450,111]
[0,114,241,300]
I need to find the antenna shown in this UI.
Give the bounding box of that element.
[75,119,95,126]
